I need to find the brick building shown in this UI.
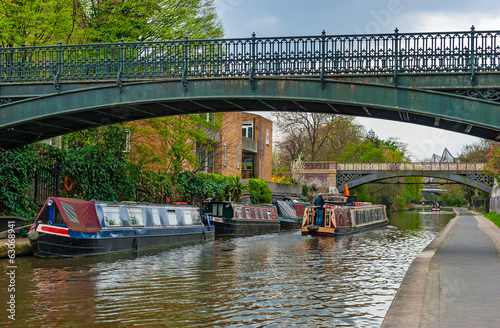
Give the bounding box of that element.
[127,112,273,181]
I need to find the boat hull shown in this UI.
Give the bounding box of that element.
[212,219,280,236]
[301,219,389,236]
[30,227,215,257]
[280,219,301,230]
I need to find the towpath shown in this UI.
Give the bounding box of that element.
[382,208,500,327]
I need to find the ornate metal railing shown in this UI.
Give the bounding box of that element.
[1,27,499,84]
[304,162,487,171]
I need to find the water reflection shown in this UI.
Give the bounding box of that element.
[1,210,454,327]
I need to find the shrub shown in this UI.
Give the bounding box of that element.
[248,178,272,204]
[302,184,309,198]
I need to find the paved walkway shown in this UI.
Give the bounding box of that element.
[382,209,500,327]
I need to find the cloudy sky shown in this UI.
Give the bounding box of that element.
[214,0,500,160]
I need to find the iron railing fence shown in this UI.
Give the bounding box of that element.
[1,27,499,83]
[304,162,488,171]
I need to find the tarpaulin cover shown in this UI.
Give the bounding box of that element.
[275,201,298,219]
[50,197,101,233]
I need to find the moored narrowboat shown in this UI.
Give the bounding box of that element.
[283,197,310,224]
[202,201,280,236]
[301,194,388,236]
[28,197,214,257]
[273,200,300,229]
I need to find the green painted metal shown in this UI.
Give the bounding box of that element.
[1,27,499,83]
[2,78,500,150]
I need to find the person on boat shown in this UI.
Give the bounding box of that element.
[314,193,325,227]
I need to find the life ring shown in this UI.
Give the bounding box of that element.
[64,177,73,191]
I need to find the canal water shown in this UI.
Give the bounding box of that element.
[1,210,454,327]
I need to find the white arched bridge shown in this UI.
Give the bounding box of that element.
[303,162,494,193]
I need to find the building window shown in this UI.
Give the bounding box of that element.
[224,143,227,167]
[266,129,270,145]
[237,146,241,169]
[204,113,215,122]
[242,123,253,139]
[242,155,253,171]
[199,149,214,173]
[124,129,131,152]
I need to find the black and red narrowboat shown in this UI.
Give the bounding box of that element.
[28,197,214,257]
[202,201,280,236]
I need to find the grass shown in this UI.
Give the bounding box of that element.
[484,212,500,228]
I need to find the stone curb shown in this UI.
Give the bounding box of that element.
[0,238,33,259]
[381,210,460,327]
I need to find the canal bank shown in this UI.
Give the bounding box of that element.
[382,208,500,327]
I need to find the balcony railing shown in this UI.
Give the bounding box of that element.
[304,162,487,171]
[0,27,498,83]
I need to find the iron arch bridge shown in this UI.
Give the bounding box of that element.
[2,27,500,150]
[304,162,494,194]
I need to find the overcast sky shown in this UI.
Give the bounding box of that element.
[214,0,500,160]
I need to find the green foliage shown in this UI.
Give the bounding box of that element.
[248,179,272,204]
[56,126,135,201]
[0,0,80,46]
[0,145,41,219]
[78,0,223,43]
[302,184,309,198]
[336,141,386,163]
[226,175,247,202]
[485,212,500,228]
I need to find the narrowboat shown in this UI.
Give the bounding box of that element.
[28,197,214,257]
[301,194,388,236]
[283,197,310,224]
[273,200,300,229]
[201,201,280,236]
[431,202,441,212]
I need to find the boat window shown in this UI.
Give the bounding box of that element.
[103,206,122,227]
[245,208,251,218]
[212,204,218,216]
[128,207,144,226]
[152,208,162,226]
[183,210,193,225]
[260,209,264,219]
[218,204,224,217]
[236,207,242,218]
[267,210,272,220]
[167,210,177,225]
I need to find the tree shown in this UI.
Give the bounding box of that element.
[0,0,80,46]
[77,0,223,42]
[274,112,362,165]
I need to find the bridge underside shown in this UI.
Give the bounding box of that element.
[337,170,494,194]
[2,76,500,149]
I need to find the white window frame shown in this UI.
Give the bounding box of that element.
[242,122,254,139]
[167,210,177,225]
[266,129,270,145]
[224,142,227,167]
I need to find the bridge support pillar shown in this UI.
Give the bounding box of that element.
[489,185,500,213]
[302,162,337,193]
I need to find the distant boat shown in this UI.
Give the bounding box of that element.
[28,197,214,257]
[431,203,441,212]
[301,194,388,236]
[202,201,280,236]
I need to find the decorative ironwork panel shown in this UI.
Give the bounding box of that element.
[1,28,500,82]
[337,173,362,185]
[466,173,495,186]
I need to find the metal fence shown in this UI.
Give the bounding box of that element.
[304,162,487,171]
[1,27,499,83]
